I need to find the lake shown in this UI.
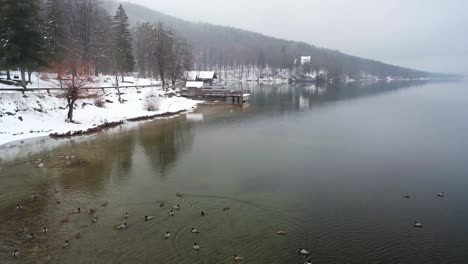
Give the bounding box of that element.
[1,80,468,263]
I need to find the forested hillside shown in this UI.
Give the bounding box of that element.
[103,1,458,80]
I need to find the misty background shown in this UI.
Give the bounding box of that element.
[125,0,468,75]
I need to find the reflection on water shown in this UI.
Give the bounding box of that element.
[1,80,468,264]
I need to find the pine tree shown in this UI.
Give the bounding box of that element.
[0,0,6,71]
[1,0,46,88]
[43,0,66,64]
[112,4,134,82]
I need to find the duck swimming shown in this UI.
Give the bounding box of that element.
[62,240,70,248]
[124,212,129,219]
[276,230,288,235]
[173,205,181,210]
[403,194,410,198]
[42,227,48,233]
[233,255,244,261]
[26,233,35,240]
[72,208,81,214]
[16,204,23,210]
[145,216,155,221]
[117,223,128,230]
[164,232,171,239]
[89,209,96,214]
[92,217,98,223]
[169,210,175,216]
[12,249,19,258]
[101,201,108,207]
[414,221,423,228]
[437,192,445,198]
[159,201,165,207]
[298,248,310,256]
[200,210,206,216]
[193,243,200,251]
[176,192,183,197]
[191,228,200,233]
[304,259,313,264]
[32,193,38,200]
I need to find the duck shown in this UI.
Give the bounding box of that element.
[223,207,231,211]
[42,227,48,233]
[200,210,206,216]
[145,216,155,221]
[32,193,39,200]
[124,212,129,219]
[169,210,175,216]
[276,230,288,235]
[74,232,81,239]
[117,223,128,230]
[173,205,181,210]
[101,201,108,207]
[193,243,200,251]
[16,204,23,210]
[159,201,166,207]
[62,240,70,248]
[414,221,423,228]
[233,255,244,261]
[56,200,61,205]
[89,209,96,215]
[164,232,171,239]
[298,248,310,256]
[54,187,59,193]
[403,194,410,199]
[176,192,183,197]
[72,208,81,214]
[26,233,35,240]
[191,228,200,233]
[12,249,19,258]
[92,217,98,223]
[304,259,313,264]
[437,192,445,198]
[60,217,69,224]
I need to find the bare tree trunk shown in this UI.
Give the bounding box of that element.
[67,98,74,122]
[121,73,125,82]
[6,70,11,80]
[20,68,27,88]
[115,74,122,103]
[28,70,33,84]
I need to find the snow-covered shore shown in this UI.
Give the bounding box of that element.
[0,87,198,146]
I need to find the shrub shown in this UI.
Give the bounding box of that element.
[94,95,105,108]
[144,92,161,111]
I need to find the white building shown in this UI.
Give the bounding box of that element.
[301,56,311,65]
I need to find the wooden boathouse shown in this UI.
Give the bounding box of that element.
[181,71,249,103]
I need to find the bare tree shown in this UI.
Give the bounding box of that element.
[62,0,99,76]
[61,75,91,122]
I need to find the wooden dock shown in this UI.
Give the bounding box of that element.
[180,88,250,104]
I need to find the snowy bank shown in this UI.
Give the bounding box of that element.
[0,87,198,146]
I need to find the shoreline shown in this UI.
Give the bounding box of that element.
[0,86,200,146]
[48,109,191,139]
[0,108,197,147]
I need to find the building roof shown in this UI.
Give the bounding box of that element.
[186,71,216,81]
[185,81,204,88]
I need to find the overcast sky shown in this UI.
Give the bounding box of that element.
[125,0,467,75]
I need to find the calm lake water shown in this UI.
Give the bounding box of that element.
[1,80,468,263]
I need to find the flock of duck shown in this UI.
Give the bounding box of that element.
[405,192,446,228]
[10,192,314,263]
